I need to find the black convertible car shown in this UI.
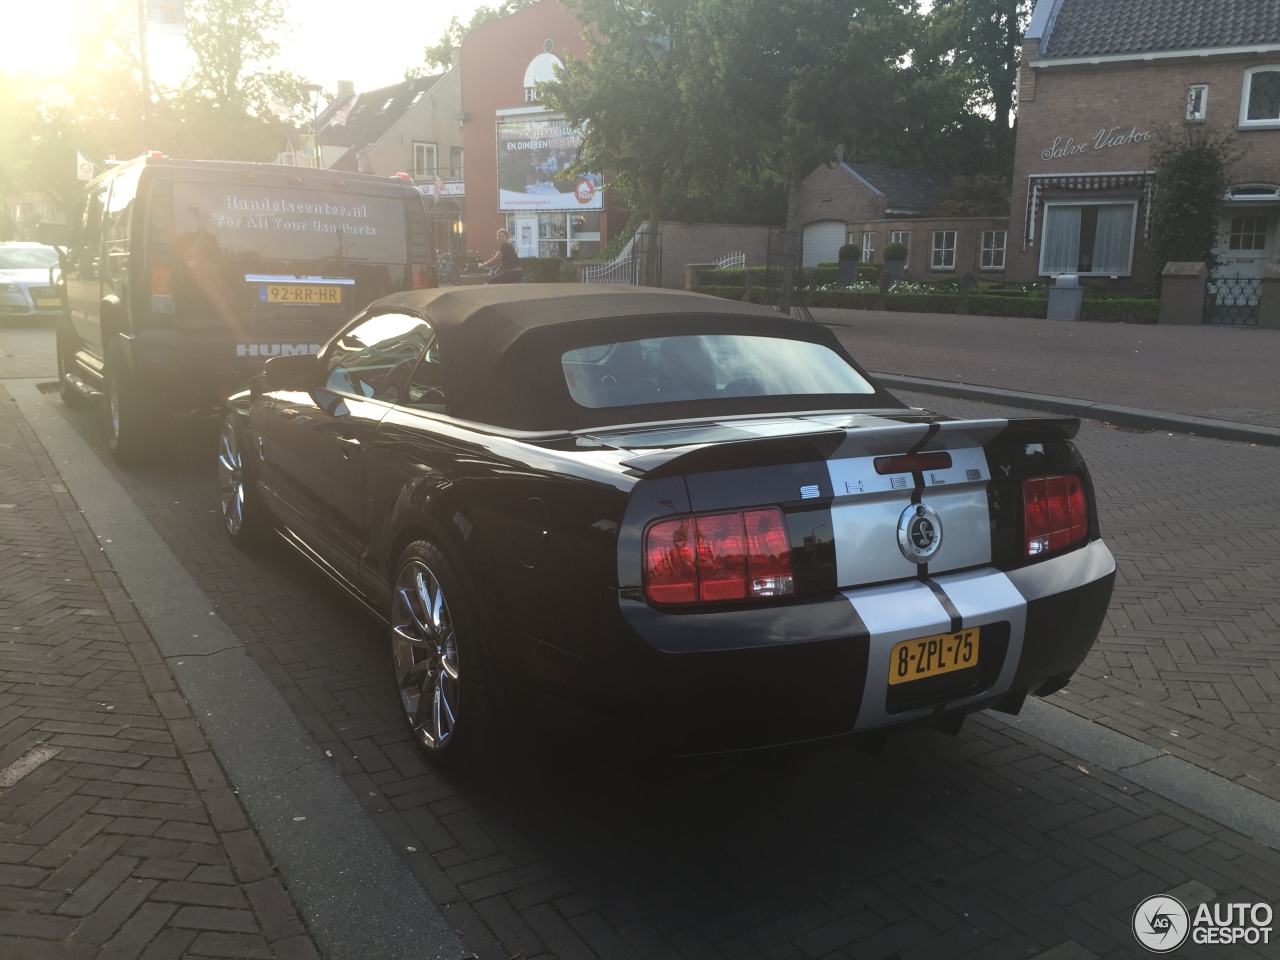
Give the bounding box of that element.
[219,286,1116,766]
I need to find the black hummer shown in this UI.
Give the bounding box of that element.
[41,154,434,462]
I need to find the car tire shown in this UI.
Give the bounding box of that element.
[390,540,493,768]
[217,414,270,548]
[56,331,85,408]
[103,338,159,463]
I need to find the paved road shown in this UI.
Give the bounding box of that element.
[820,310,1280,429]
[3,320,1279,959]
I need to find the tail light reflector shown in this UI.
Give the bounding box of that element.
[644,518,696,604]
[151,262,173,296]
[412,265,430,289]
[1023,475,1088,558]
[645,508,793,605]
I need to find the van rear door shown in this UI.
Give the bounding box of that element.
[145,177,422,344]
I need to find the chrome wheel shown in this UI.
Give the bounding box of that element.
[217,420,245,536]
[392,559,460,751]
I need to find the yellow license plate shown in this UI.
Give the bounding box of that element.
[263,284,342,304]
[888,628,980,685]
[36,298,61,308]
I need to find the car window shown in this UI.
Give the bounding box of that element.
[402,342,445,412]
[560,334,875,409]
[323,312,431,403]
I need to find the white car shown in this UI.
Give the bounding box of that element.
[0,242,62,318]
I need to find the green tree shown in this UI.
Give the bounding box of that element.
[543,0,715,241]
[698,0,922,226]
[1148,126,1242,283]
[930,0,1032,163]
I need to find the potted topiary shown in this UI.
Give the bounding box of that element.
[882,241,908,280]
[837,243,860,283]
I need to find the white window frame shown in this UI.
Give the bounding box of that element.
[413,141,437,180]
[980,230,1007,270]
[1186,83,1208,122]
[861,231,875,262]
[1239,66,1280,128]
[450,147,464,179]
[1037,200,1139,277]
[889,230,910,253]
[931,231,957,271]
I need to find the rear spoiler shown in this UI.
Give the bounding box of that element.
[619,416,1081,478]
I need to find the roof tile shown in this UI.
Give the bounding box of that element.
[1042,0,1280,59]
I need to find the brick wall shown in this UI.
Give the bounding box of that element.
[1009,51,1280,285]
[652,222,778,288]
[792,164,887,233]
[849,217,1012,279]
[459,0,609,258]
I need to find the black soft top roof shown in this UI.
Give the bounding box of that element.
[366,285,902,430]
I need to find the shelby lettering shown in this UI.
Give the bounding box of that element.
[1041,126,1151,161]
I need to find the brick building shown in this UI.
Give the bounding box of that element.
[304,71,465,257]
[793,162,1010,278]
[1010,0,1280,287]
[459,0,614,261]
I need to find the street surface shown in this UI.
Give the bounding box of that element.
[1,314,1278,960]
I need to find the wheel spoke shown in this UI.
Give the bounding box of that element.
[397,589,431,637]
[439,677,457,729]
[397,659,430,692]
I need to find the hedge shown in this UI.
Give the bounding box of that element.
[518,257,564,282]
[1080,298,1160,323]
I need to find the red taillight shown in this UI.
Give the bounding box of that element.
[412,265,430,289]
[645,508,793,605]
[695,513,747,601]
[644,517,696,604]
[1023,475,1088,558]
[151,262,172,296]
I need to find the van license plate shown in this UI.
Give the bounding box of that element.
[888,628,979,685]
[261,284,342,304]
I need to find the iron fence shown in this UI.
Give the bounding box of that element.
[1204,274,1261,325]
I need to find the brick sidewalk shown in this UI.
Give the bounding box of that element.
[820,309,1280,428]
[0,388,319,960]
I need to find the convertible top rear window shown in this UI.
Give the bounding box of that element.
[561,335,875,409]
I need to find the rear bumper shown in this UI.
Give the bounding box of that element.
[616,539,1116,755]
[116,329,329,409]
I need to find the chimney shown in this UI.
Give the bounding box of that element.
[337,80,355,99]
[835,144,844,163]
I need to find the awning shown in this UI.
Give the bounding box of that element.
[1024,171,1155,245]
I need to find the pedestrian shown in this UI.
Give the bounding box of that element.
[479,229,524,284]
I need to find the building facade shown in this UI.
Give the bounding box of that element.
[298,71,466,257]
[459,0,613,261]
[1010,0,1280,287]
[793,161,1010,278]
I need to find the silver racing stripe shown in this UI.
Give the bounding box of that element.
[845,569,1028,730]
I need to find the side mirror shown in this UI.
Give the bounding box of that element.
[35,222,70,249]
[262,352,320,391]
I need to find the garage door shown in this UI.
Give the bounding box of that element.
[802,221,846,266]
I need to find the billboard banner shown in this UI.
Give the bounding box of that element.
[496,118,602,212]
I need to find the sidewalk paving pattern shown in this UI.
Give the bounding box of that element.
[2,311,1280,960]
[0,388,320,960]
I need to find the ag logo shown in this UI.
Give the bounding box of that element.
[897,503,942,563]
[1133,895,1190,953]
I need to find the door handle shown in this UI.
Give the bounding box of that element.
[336,435,362,458]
